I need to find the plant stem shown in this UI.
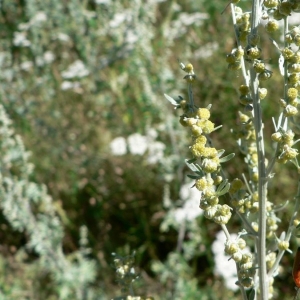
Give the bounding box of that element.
[249,0,269,299]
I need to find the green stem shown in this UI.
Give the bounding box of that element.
[249,0,268,299]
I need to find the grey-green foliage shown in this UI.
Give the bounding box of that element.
[0,104,97,299]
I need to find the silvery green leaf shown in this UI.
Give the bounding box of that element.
[216,182,230,196]
[216,179,228,193]
[164,93,180,106]
[217,149,225,157]
[278,54,284,76]
[219,153,235,163]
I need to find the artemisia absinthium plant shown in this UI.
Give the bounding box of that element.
[166,0,300,299]
[165,62,253,300]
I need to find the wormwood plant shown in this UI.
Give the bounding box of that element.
[0,104,97,299]
[165,0,300,299]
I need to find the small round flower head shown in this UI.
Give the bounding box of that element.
[186,118,197,126]
[282,145,298,159]
[203,187,216,198]
[285,33,294,44]
[288,73,300,84]
[287,87,298,99]
[264,0,279,8]
[235,46,244,59]
[258,70,272,81]
[237,238,246,250]
[271,132,282,142]
[191,124,203,136]
[292,51,300,63]
[226,53,237,64]
[230,178,244,193]
[282,47,295,61]
[265,20,279,33]
[252,222,259,232]
[294,219,300,227]
[214,175,223,185]
[278,240,289,250]
[291,26,300,36]
[201,147,218,158]
[179,115,189,127]
[191,142,205,157]
[284,104,298,117]
[252,191,259,201]
[197,119,215,134]
[254,61,265,73]
[252,172,259,182]
[184,63,194,73]
[213,214,231,225]
[195,177,209,191]
[204,206,217,219]
[288,63,300,73]
[199,199,210,210]
[258,88,268,99]
[279,1,292,16]
[207,196,219,206]
[294,35,300,46]
[225,240,239,255]
[266,252,276,269]
[195,135,207,145]
[241,277,254,288]
[282,129,295,143]
[213,205,232,224]
[239,85,250,95]
[196,108,210,120]
[241,253,253,264]
[240,261,253,271]
[179,99,187,109]
[290,98,299,107]
[246,46,261,60]
[232,251,243,262]
[238,111,250,123]
[273,8,285,20]
[202,157,219,173]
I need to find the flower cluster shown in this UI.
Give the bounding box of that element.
[174,64,233,225]
[271,129,298,163]
[225,238,255,288]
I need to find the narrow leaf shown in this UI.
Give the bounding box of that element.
[216,179,228,193]
[164,93,180,106]
[248,289,255,300]
[185,159,199,172]
[216,183,230,196]
[219,153,235,163]
[187,174,201,179]
[217,149,225,157]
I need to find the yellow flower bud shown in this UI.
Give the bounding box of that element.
[258,88,268,99]
[264,0,279,8]
[287,87,298,99]
[241,277,254,288]
[265,19,279,32]
[278,240,289,251]
[225,240,239,255]
[247,46,261,60]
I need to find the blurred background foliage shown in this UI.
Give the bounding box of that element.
[0,0,298,299]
